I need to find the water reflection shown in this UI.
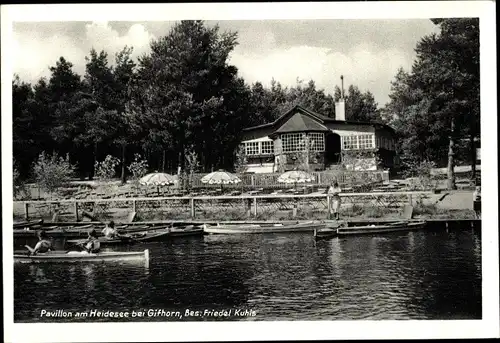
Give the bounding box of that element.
[14,230,481,322]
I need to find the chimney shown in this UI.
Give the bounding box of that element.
[335,75,346,121]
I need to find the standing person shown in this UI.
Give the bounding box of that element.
[83,229,101,253]
[328,181,342,220]
[24,230,54,255]
[473,186,481,219]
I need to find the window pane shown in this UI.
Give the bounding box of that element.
[245,142,259,155]
[282,133,303,153]
[308,133,325,152]
[261,141,274,155]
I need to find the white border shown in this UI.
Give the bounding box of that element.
[2,2,498,342]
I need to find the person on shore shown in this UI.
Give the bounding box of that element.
[328,181,342,220]
[83,229,101,253]
[473,186,481,219]
[24,230,54,256]
[102,221,119,239]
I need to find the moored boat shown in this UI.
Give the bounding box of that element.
[203,221,325,234]
[66,225,204,246]
[14,249,149,263]
[336,221,427,236]
[314,228,338,240]
[13,219,44,229]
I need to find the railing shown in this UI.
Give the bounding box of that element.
[187,170,389,189]
[13,191,432,222]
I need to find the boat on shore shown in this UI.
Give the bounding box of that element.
[203,221,325,234]
[336,221,427,236]
[13,249,149,264]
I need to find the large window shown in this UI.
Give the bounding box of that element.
[309,133,325,152]
[281,133,325,153]
[343,136,359,150]
[245,142,259,155]
[243,140,274,155]
[281,133,303,153]
[359,135,374,149]
[261,141,274,155]
[342,134,375,150]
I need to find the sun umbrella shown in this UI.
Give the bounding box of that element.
[139,172,176,196]
[277,170,315,184]
[139,172,176,186]
[201,170,242,185]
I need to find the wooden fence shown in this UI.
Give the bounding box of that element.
[14,191,432,222]
[187,170,389,189]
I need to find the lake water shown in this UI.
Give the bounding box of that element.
[13,229,482,322]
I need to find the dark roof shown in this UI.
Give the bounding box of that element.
[243,104,395,134]
[274,111,329,134]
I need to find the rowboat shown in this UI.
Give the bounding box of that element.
[203,221,325,234]
[13,219,44,229]
[66,225,204,246]
[314,228,338,240]
[13,249,149,264]
[14,224,153,239]
[336,221,427,236]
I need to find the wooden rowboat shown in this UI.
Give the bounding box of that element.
[314,228,338,240]
[13,219,44,229]
[14,224,152,239]
[203,221,325,234]
[314,222,346,240]
[66,225,204,246]
[336,221,427,236]
[14,249,149,264]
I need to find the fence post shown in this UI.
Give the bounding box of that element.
[292,197,298,218]
[24,202,29,220]
[252,198,257,217]
[132,200,137,213]
[74,202,79,221]
[246,198,252,218]
[408,194,413,206]
[251,175,255,187]
[327,194,331,217]
[318,173,321,185]
[189,198,196,219]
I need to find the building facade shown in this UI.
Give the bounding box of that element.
[239,101,397,174]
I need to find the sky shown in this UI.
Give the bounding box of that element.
[12,19,439,106]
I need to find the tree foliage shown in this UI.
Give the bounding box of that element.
[33,152,75,195]
[384,18,479,188]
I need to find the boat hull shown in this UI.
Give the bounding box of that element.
[203,221,325,234]
[336,221,427,236]
[314,228,338,240]
[14,249,149,263]
[66,226,203,246]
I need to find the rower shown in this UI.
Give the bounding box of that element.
[102,221,119,239]
[84,229,101,253]
[24,230,54,256]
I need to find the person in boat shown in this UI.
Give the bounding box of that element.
[83,229,101,253]
[102,221,120,239]
[24,230,54,255]
[327,181,342,220]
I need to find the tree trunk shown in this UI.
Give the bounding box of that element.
[447,118,457,190]
[120,143,127,185]
[162,150,166,172]
[90,142,98,180]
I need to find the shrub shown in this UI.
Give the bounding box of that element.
[32,152,76,196]
[94,155,120,180]
[127,154,149,179]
